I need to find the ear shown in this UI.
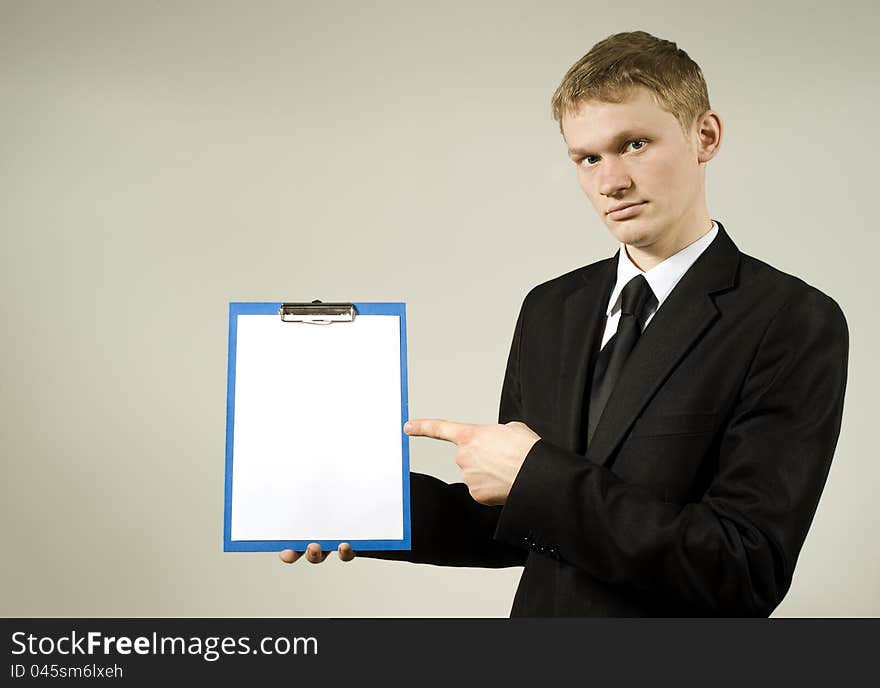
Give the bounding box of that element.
[694,109,723,163]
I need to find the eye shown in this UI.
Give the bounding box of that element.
[576,139,647,168]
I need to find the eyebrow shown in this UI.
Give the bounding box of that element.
[567,130,648,157]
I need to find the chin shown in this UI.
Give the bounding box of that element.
[609,221,657,247]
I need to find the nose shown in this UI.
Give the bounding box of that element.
[597,159,632,198]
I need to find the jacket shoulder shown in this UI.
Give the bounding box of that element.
[738,252,847,328]
[521,256,616,308]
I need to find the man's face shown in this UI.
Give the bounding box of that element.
[562,86,705,253]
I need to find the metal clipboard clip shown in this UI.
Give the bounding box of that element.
[279,300,357,325]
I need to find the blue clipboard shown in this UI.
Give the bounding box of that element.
[223,301,411,552]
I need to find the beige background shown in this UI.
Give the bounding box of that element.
[2,0,877,617]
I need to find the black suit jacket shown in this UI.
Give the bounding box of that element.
[364,222,849,617]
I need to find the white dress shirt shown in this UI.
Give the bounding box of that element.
[599,221,719,350]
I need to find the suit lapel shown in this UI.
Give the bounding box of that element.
[557,254,617,452]
[585,222,741,467]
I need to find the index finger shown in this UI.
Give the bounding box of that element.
[279,549,301,563]
[404,418,473,444]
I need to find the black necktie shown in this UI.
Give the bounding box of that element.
[586,274,658,450]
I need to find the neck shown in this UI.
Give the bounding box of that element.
[625,210,713,271]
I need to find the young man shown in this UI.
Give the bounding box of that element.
[281,31,849,617]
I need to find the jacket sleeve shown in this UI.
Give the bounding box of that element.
[358,298,530,568]
[493,288,849,615]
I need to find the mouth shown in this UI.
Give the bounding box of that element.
[607,201,647,220]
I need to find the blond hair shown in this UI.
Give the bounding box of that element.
[551,31,710,138]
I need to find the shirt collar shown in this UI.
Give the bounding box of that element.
[606,220,719,317]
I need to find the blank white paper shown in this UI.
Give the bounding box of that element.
[230,313,404,541]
